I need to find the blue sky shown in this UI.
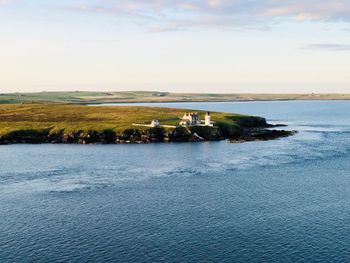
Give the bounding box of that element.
[1,0,350,93]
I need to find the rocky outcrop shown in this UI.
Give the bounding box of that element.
[0,117,296,145]
[229,128,297,143]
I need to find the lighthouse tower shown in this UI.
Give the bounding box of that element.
[205,112,212,126]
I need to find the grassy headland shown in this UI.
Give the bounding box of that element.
[0,91,349,104]
[0,104,292,144]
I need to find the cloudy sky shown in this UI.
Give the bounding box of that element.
[1,0,350,93]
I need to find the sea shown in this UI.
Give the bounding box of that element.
[1,100,350,262]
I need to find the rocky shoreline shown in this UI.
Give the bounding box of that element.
[0,117,296,145]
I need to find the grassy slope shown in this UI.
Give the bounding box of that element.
[1,91,350,104]
[0,104,247,136]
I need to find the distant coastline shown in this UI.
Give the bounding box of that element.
[0,91,349,105]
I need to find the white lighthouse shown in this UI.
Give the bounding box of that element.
[205,112,213,126]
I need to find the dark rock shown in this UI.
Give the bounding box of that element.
[0,117,296,145]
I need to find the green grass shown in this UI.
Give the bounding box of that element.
[0,104,249,136]
[1,91,350,104]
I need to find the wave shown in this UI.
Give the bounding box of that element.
[1,124,350,195]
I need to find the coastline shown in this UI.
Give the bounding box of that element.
[0,127,296,145]
[1,91,350,105]
[0,104,296,145]
[85,98,350,106]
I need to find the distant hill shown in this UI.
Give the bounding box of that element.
[0,91,349,104]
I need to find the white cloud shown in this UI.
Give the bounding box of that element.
[303,44,350,51]
[0,0,13,4]
[66,0,350,31]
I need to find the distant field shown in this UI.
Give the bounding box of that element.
[0,91,349,104]
[0,104,247,135]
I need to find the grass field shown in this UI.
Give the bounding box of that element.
[0,104,250,136]
[1,91,349,104]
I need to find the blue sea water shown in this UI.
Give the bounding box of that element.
[1,100,350,262]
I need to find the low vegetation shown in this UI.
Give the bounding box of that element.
[0,104,278,144]
[0,104,295,144]
[0,104,248,134]
[0,91,349,104]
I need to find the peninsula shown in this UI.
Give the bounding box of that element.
[0,104,294,144]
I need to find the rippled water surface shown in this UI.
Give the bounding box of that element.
[1,101,350,262]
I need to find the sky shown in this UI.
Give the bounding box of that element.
[1,0,350,93]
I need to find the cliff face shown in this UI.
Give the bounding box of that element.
[0,126,220,144]
[0,116,295,144]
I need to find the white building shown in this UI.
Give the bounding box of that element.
[150,119,160,127]
[204,112,213,127]
[134,112,214,128]
[179,112,201,126]
[179,112,214,127]
[133,119,176,128]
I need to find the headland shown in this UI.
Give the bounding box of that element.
[0,104,295,144]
